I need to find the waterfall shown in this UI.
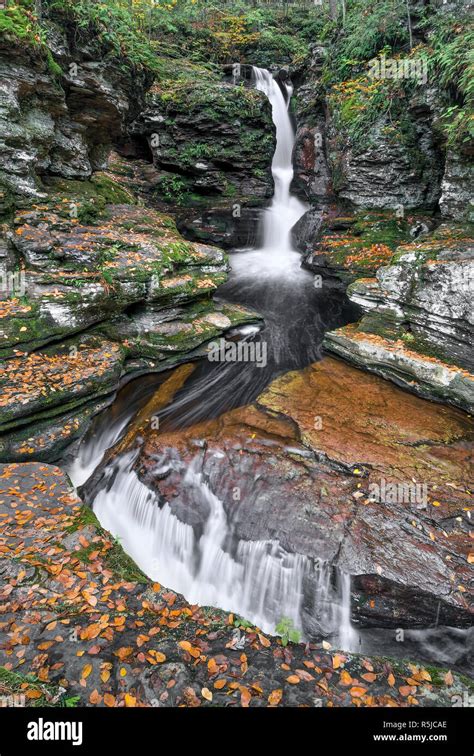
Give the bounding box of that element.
[252,66,307,255]
[92,451,357,645]
[87,66,357,649]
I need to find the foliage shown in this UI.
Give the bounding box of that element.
[0,1,62,74]
[275,617,301,647]
[425,11,474,147]
[323,1,473,150]
[157,174,189,205]
[45,0,160,73]
[323,0,409,85]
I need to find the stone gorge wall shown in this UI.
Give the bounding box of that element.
[0,24,266,464]
[290,36,474,412]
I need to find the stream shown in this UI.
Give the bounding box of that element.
[66,68,472,673]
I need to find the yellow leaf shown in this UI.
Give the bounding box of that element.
[125,693,136,707]
[82,664,92,679]
[120,667,127,677]
[201,687,213,702]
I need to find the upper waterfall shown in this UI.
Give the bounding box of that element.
[251,66,307,255]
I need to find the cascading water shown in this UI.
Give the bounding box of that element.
[68,67,472,671]
[86,66,358,649]
[92,450,355,643]
[252,67,307,254]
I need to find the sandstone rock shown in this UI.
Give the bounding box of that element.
[324,224,474,411]
[88,358,473,633]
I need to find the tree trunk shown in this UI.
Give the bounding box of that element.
[328,0,338,21]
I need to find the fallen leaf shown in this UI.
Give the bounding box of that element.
[268,689,283,706]
[349,686,367,698]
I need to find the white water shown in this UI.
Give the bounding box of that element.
[230,67,308,280]
[89,66,357,648]
[93,451,356,644]
[254,67,308,253]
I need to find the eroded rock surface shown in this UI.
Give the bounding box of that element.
[88,358,473,633]
[0,461,471,708]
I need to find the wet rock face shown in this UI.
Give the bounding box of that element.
[439,150,474,222]
[292,122,333,204]
[125,75,276,247]
[0,35,149,203]
[94,358,473,632]
[325,224,474,412]
[326,116,444,211]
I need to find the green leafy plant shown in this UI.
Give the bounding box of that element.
[275,617,301,647]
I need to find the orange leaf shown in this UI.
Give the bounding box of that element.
[114,647,133,661]
[104,693,116,707]
[268,688,283,706]
[361,673,377,683]
[214,679,226,690]
[286,675,300,685]
[349,686,367,698]
[340,670,353,686]
[258,633,270,648]
[89,689,102,705]
[26,689,42,699]
[388,673,395,687]
[444,670,454,686]
[333,653,345,669]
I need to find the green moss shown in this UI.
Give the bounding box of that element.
[0,4,62,76]
[0,667,74,707]
[104,538,148,584]
[65,504,100,533]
